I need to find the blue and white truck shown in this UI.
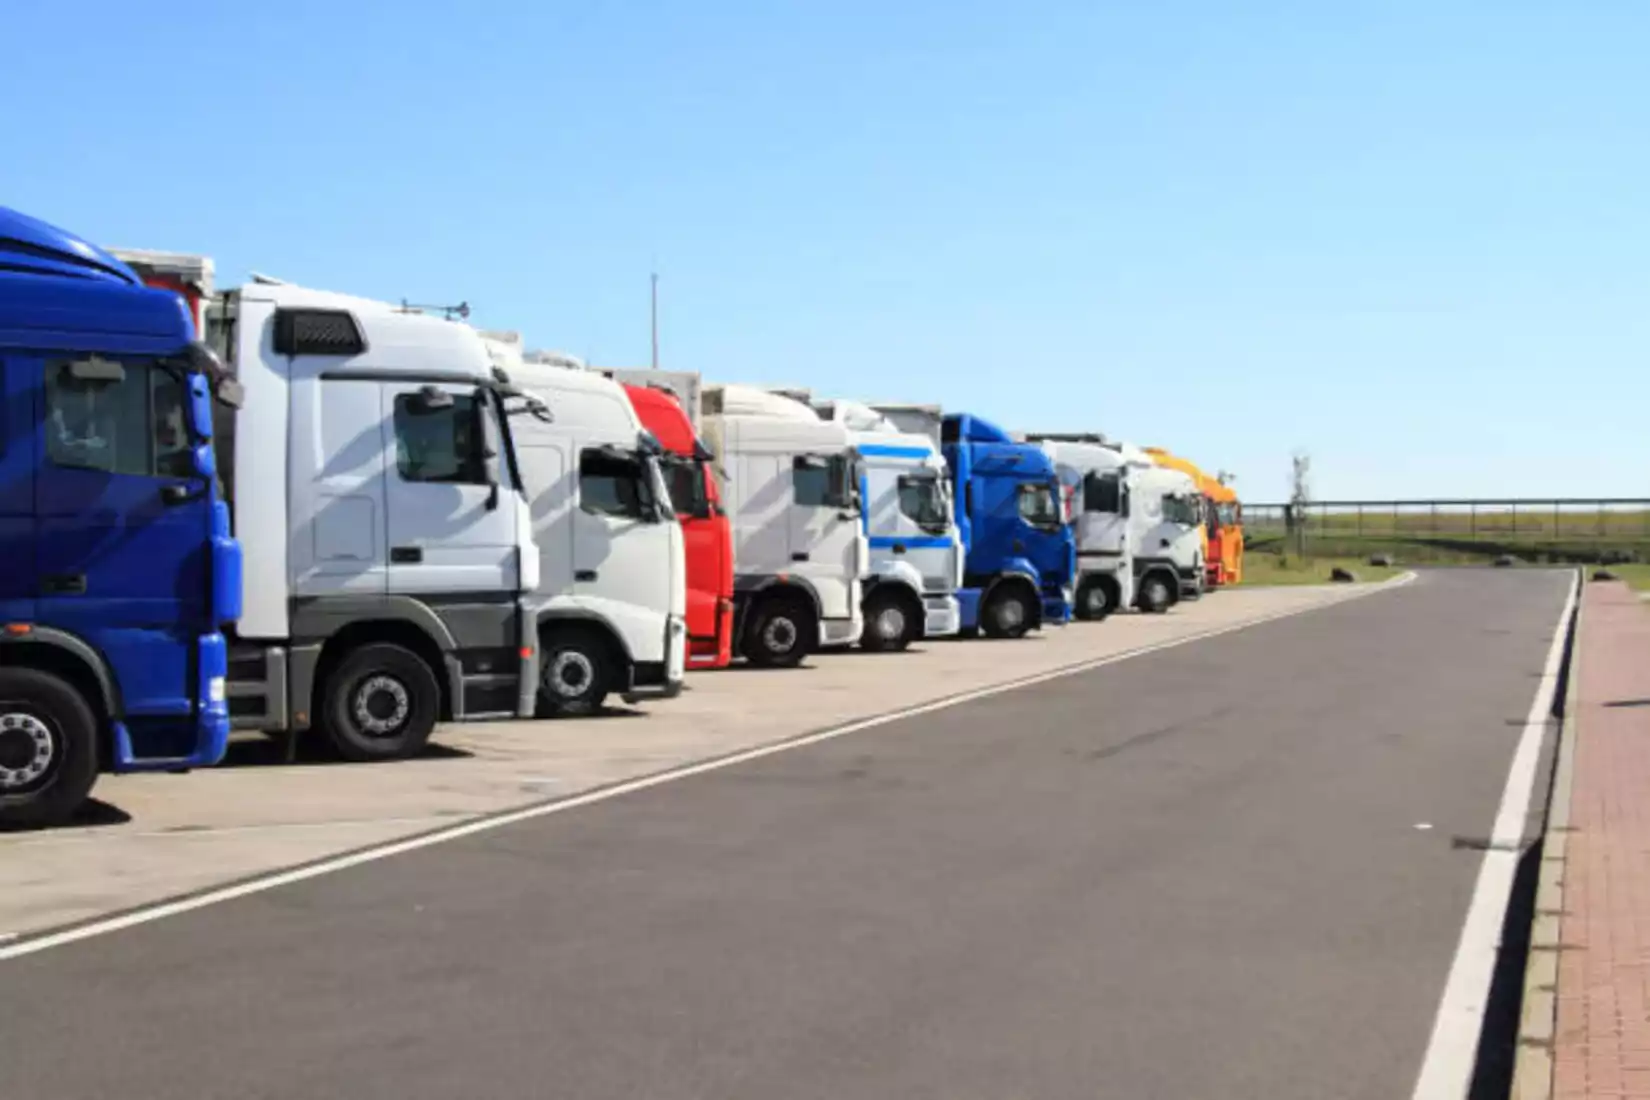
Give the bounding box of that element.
[0,207,243,826]
[875,406,1075,638]
[805,396,962,651]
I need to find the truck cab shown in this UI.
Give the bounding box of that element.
[879,409,1073,638]
[0,208,242,826]
[482,341,686,713]
[1208,480,1244,585]
[199,277,541,760]
[1143,446,1224,590]
[601,369,734,671]
[808,397,961,651]
[1023,433,1134,620]
[701,383,867,667]
[1120,442,1204,611]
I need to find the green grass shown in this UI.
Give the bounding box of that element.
[1239,554,1402,587]
[1604,563,1650,592]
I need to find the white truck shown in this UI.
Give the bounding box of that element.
[477,337,687,715]
[203,276,542,759]
[1022,433,1135,620]
[700,383,867,666]
[1117,441,1205,612]
[803,395,961,650]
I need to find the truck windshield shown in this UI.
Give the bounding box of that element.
[1219,502,1239,526]
[897,472,949,532]
[1017,481,1063,530]
[660,453,711,519]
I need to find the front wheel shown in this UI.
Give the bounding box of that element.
[744,597,817,668]
[981,585,1035,639]
[1074,577,1119,622]
[861,589,919,653]
[1136,574,1174,614]
[0,668,100,829]
[319,643,440,762]
[538,627,614,717]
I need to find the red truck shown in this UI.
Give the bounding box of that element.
[608,372,736,669]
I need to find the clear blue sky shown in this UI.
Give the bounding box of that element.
[4,1,1645,501]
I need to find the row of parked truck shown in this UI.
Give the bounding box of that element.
[0,206,1243,826]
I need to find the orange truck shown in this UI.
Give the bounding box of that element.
[1143,448,1243,587]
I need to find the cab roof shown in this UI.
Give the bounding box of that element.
[0,207,194,354]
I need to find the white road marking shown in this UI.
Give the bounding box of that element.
[1408,569,1580,1099]
[0,572,1416,963]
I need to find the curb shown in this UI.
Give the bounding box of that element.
[1511,568,1585,1100]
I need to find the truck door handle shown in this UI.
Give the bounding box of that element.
[391,546,423,564]
[892,543,906,554]
[791,552,809,562]
[41,574,87,595]
[1159,538,1170,548]
[575,570,598,582]
[160,484,203,506]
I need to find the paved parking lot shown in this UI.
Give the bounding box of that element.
[0,581,1389,939]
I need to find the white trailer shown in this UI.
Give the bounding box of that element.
[479,335,687,715]
[207,278,541,759]
[700,383,867,665]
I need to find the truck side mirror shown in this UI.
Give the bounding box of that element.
[411,385,453,412]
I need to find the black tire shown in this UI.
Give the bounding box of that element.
[744,595,817,668]
[1137,573,1174,614]
[538,626,614,717]
[981,584,1035,639]
[1074,577,1119,622]
[861,588,920,653]
[319,643,439,762]
[0,668,100,829]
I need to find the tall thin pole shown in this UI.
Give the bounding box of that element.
[650,271,659,370]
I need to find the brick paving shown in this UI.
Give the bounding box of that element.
[1554,581,1650,1099]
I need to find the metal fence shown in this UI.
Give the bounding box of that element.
[1243,498,1650,544]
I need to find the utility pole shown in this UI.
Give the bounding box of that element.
[650,271,659,370]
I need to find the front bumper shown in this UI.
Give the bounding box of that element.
[1176,567,1203,600]
[1040,584,1074,626]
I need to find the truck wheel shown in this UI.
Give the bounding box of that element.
[861,589,919,653]
[981,585,1034,639]
[319,644,439,762]
[1074,577,1118,622]
[0,668,100,829]
[744,595,816,668]
[538,626,613,717]
[1137,574,1173,614]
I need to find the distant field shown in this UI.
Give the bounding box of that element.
[1604,563,1650,592]
[1244,502,1650,555]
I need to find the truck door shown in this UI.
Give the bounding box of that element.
[571,444,674,625]
[789,453,860,620]
[32,354,216,721]
[383,381,520,595]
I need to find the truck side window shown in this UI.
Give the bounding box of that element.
[793,456,829,507]
[393,393,487,484]
[1084,472,1122,514]
[44,359,192,478]
[580,448,650,520]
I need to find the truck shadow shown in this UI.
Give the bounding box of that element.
[216,737,476,770]
[0,798,134,834]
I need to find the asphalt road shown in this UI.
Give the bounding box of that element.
[0,569,1573,1100]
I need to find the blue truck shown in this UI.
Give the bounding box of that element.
[0,207,243,827]
[874,405,1075,638]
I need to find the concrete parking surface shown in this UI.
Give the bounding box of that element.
[0,569,1572,1099]
[0,581,1377,940]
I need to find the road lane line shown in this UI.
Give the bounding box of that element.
[1408,570,1580,1100]
[0,571,1416,963]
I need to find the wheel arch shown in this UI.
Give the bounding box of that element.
[0,631,120,762]
[312,619,452,722]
